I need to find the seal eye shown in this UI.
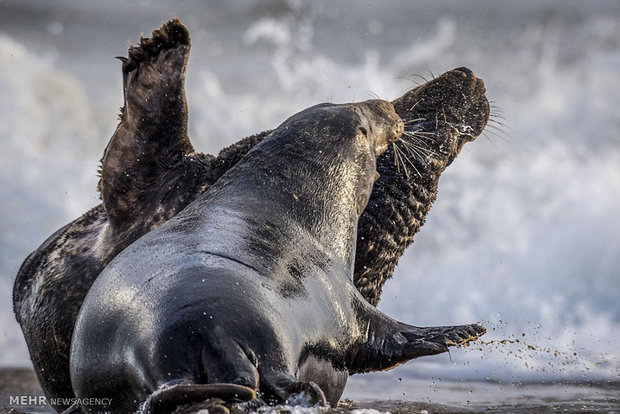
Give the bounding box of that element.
[358,127,368,137]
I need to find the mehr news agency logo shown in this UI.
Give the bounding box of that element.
[9,395,112,409]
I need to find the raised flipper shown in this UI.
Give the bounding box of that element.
[98,18,197,231]
[142,383,256,414]
[348,301,485,374]
[260,370,328,407]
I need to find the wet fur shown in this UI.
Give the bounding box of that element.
[13,19,489,412]
[70,100,484,412]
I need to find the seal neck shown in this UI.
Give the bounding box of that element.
[202,137,373,271]
[214,152,368,270]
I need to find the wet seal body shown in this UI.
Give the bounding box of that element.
[12,21,256,411]
[70,100,484,413]
[13,20,489,411]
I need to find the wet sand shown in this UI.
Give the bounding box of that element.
[0,369,49,414]
[344,374,620,413]
[1,368,618,414]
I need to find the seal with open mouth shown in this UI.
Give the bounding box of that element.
[13,19,489,411]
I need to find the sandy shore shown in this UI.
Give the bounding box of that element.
[0,368,50,413]
[1,368,618,414]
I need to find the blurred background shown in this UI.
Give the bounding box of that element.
[1,0,619,401]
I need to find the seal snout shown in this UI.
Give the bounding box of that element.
[453,66,474,78]
[391,113,405,144]
[359,99,404,156]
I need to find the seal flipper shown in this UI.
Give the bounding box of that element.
[260,370,328,407]
[99,19,197,231]
[142,383,256,414]
[349,303,485,374]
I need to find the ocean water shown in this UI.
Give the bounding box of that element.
[1,0,619,406]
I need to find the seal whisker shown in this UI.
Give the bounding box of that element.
[441,107,449,124]
[400,138,435,159]
[395,75,416,82]
[403,133,434,147]
[400,133,438,156]
[489,111,507,121]
[395,145,414,178]
[482,132,504,160]
[394,142,423,177]
[366,90,384,100]
[396,142,419,164]
[410,73,430,84]
[485,123,511,136]
[404,130,435,137]
[391,142,405,176]
[399,145,423,177]
[403,117,425,125]
[400,131,436,150]
[398,75,425,87]
[486,120,515,144]
[488,117,511,129]
[407,99,422,113]
[403,133,440,152]
[392,142,411,178]
[482,126,511,143]
[489,105,505,115]
[399,141,430,166]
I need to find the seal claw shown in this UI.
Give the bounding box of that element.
[401,323,486,358]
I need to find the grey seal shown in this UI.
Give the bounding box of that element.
[13,19,489,412]
[70,99,485,413]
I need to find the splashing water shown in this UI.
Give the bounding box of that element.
[0,0,618,397]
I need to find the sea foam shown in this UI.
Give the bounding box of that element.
[1,2,618,387]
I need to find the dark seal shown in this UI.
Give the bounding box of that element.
[70,99,484,413]
[13,20,489,412]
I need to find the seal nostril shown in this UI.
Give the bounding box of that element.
[359,127,368,136]
[453,66,473,77]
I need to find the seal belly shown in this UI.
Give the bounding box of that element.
[71,245,353,412]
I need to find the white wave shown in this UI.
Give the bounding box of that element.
[1,2,618,389]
